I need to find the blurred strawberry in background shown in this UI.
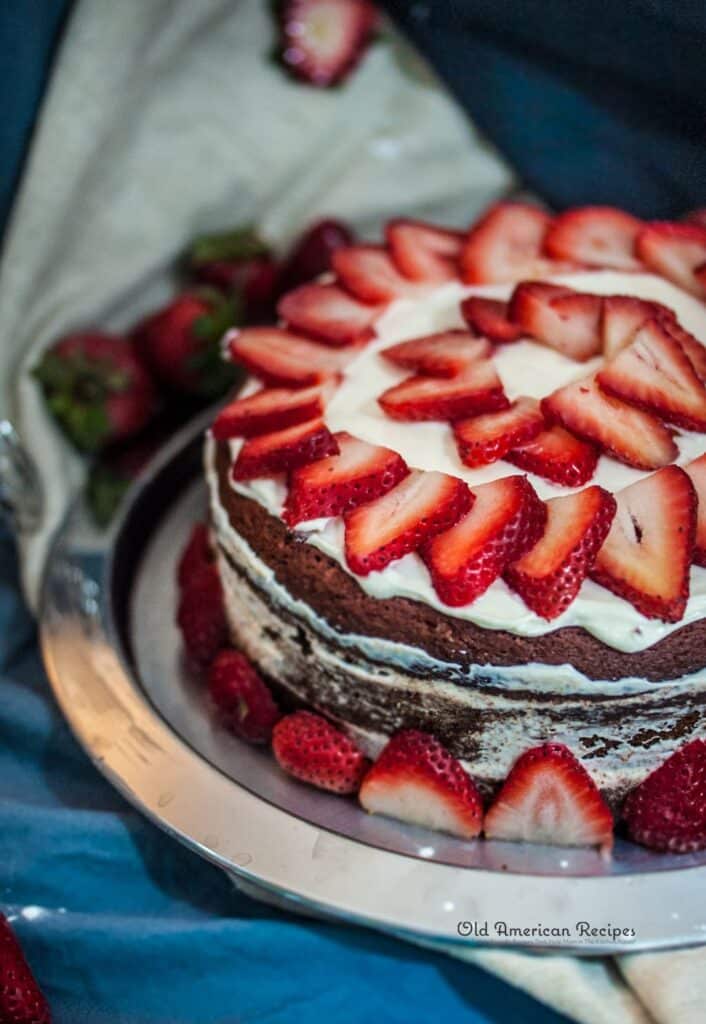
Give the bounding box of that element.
[276,218,355,293]
[32,212,355,526]
[133,290,238,398]
[32,332,156,454]
[275,0,379,88]
[186,225,279,323]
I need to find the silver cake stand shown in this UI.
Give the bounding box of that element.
[34,412,706,954]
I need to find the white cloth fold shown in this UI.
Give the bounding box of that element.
[1,2,702,1021]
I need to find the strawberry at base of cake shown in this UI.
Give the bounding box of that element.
[207,437,706,805]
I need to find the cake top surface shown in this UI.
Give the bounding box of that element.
[211,207,706,659]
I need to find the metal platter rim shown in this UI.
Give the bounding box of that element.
[38,413,706,955]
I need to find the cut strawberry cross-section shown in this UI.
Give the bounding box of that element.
[601,295,662,359]
[227,326,350,386]
[282,431,409,525]
[597,317,706,431]
[635,222,706,297]
[344,469,472,575]
[278,0,378,89]
[542,374,677,470]
[453,397,544,468]
[278,282,382,346]
[460,202,553,283]
[657,312,706,383]
[460,296,524,343]
[332,245,423,303]
[381,330,490,378]
[684,454,706,567]
[378,360,508,422]
[359,729,483,839]
[543,206,643,270]
[590,465,696,621]
[623,740,706,853]
[421,475,546,606]
[385,219,464,283]
[510,281,602,361]
[484,743,613,854]
[506,424,599,487]
[504,485,617,620]
[232,418,339,481]
[212,382,333,440]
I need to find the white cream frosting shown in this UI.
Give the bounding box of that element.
[221,271,706,655]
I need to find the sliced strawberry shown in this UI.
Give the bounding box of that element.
[591,465,696,621]
[657,312,706,383]
[542,374,676,470]
[208,649,281,743]
[227,326,349,386]
[212,383,332,440]
[696,263,706,291]
[635,222,706,297]
[378,360,508,422]
[277,282,382,346]
[601,295,661,359]
[385,219,464,283]
[278,0,377,88]
[453,397,544,468]
[333,245,423,303]
[623,740,706,853]
[506,425,599,487]
[484,743,613,853]
[421,475,546,606]
[359,730,483,838]
[597,317,706,431]
[460,296,524,343]
[344,470,472,575]
[682,454,706,566]
[504,486,617,620]
[272,711,370,794]
[282,431,409,525]
[232,418,338,481]
[510,282,602,361]
[381,330,490,378]
[543,206,643,270]
[460,202,553,284]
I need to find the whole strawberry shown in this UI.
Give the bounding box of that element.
[177,522,213,588]
[623,739,706,853]
[187,226,279,322]
[32,332,156,453]
[277,218,355,293]
[176,564,228,668]
[208,650,280,743]
[133,291,237,398]
[272,711,369,794]
[0,913,51,1024]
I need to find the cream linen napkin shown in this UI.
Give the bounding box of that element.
[1,1,702,1021]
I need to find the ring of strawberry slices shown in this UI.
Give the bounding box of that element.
[195,204,706,856]
[213,203,706,628]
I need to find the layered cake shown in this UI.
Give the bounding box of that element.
[200,204,706,849]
